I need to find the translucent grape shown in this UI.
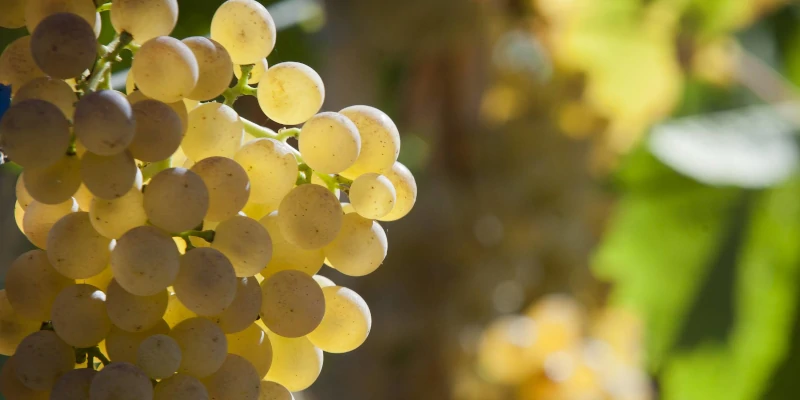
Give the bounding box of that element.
[299,112,361,174]
[0,356,50,399]
[89,362,154,400]
[257,62,324,125]
[477,315,539,384]
[6,250,73,321]
[258,212,324,278]
[13,202,24,234]
[277,184,343,249]
[349,172,396,219]
[212,216,272,277]
[0,99,69,168]
[154,374,209,400]
[182,103,244,161]
[51,368,97,400]
[210,0,276,64]
[129,99,184,162]
[211,277,262,334]
[174,248,237,316]
[190,156,250,222]
[312,275,335,288]
[136,334,181,379]
[260,270,325,338]
[15,176,34,210]
[263,329,322,392]
[234,138,297,205]
[110,0,179,43]
[202,354,261,400]
[226,323,272,379]
[22,198,78,249]
[82,265,115,291]
[13,331,74,390]
[90,187,147,239]
[339,105,401,179]
[311,173,341,198]
[259,381,294,400]
[107,279,168,333]
[0,36,46,94]
[51,284,111,347]
[132,36,199,103]
[105,320,169,363]
[0,290,40,356]
[73,90,136,156]
[234,58,268,84]
[0,0,25,29]
[183,37,233,101]
[22,155,81,204]
[307,286,371,353]
[169,317,228,378]
[242,200,277,221]
[163,292,196,327]
[128,90,189,134]
[12,77,77,118]
[143,168,209,233]
[74,183,94,211]
[111,226,181,296]
[30,12,97,79]
[47,212,112,279]
[24,0,97,34]
[378,161,417,221]
[323,213,388,277]
[81,151,138,201]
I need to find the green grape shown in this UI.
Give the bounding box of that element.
[13,331,74,390]
[307,286,372,353]
[225,323,272,379]
[277,184,343,249]
[89,187,148,239]
[111,226,181,296]
[51,284,111,348]
[190,156,250,222]
[169,317,228,378]
[0,36,46,94]
[22,155,81,204]
[129,99,184,162]
[349,172,396,219]
[12,77,77,118]
[183,37,234,101]
[22,198,78,249]
[234,138,297,205]
[323,213,387,277]
[0,290,40,356]
[132,36,198,103]
[182,103,244,161]
[210,0,276,64]
[257,62,324,125]
[234,58,268,84]
[136,334,181,379]
[47,212,112,279]
[298,112,361,174]
[30,12,97,79]
[201,354,261,400]
[212,216,272,277]
[110,0,179,43]
[260,270,325,338]
[74,90,136,156]
[258,211,324,278]
[0,99,69,168]
[106,279,168,333]
[24,0,97,34]
[378,161,417,221]
[154,374,209,400]
[174,248,237,316]
[263,328,322,392]
[0,356,51,399]
[0,0,25,29]
[88,362,154,400]
[51,368,97,400]
[105,320,169,363]
[143,168,209,233]
[6,250,73,321]
[211,277,262,334]
[128,89,189,134]
[80,150,139,200]
[258,381,294,400]
[339,105,401,179]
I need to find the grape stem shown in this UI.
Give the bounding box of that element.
[174,230,216,249]
[296,163,313,185]
[96,2,112,12]
[88,347,110,367]
[78,31,134,95]
[241,117,278,139]
[222,64,256,106]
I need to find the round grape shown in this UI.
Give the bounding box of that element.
[212,216,272,277]
[190,156,250,222]
[24,0,97,34]
[31,12,97,79]
[105,320,169,364]
[259,381,294,400]
[154,374,209,400]
[81,150,139,200]
[202,354,261,400]
[0,99,69,168]
[260,270,325,338]
[211,277,262,334]
[111,226,180,296]
[74,90,136,156]
[174,248,237,316]
[89,362,153,400]
[323,213,388,277]
[136,334,181,379]
[299,112,361,174]
[0,0,25,29]
[132,36,198,103]
[129,99,184,162]
[22,198,78,249]
[106,279,168,333]
[169,317,228,378]
[23,154,81,204]
[234,138,297,205]
[226,322,272,379]
[183,37,234,101]
[277,184,343,249]
[257,62,324,125]
[182,103,244,161]
[210,0,276,64]
[51,368,96,400]
[349,172,396,219]
[0,290,40,356]
[12,77,77,118]
[13,331,74,390]
[89,187,148,239]
[47,211,111,279]
[0,36,46,94]
[143,167,209,233]
[258,212,324,278]
[307,286,372,353]
[6,250,73,321]
[378,161,417,221]
[51,284,111,348]
[110,0,178,43]
[339,105,401,179]
[263,329,322,392]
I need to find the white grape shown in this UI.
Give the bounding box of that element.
[89,187,148,239]
[307,286,372,353]
[128,89,189,134]
[51,284,111,348]
[89,362,154,400]
[81,150,139,200]
[143,167,209,233]
[0,356,51,399]
[0,290,40,356]
[263,328,322,392]
[211,277,262,334]
[22,155,81,204]
[323,213,388,276]
[242,199,278,221]
[169,317,228,378]
[15,175,34,210]
[111,226,181,296]
[163,292,196,328]
[190,156,250,222]
[132,36,199,103]
[210,0,276,64]
[349,172,396,219]
[183,37,234,101]
[339,105,401,179]
[378,161,417,221]
[136,334,181,379]
[30,12,97,79]
[234,58,268,84]
[299,112,361,174]
[110,0,179,43]
[24,0,97,34]
[12,77,77,118]
[260,270,325,338]
[173,248,237,316]
[234,138,298,205]
[182,103,244,160]
[13,331,74,390]
[74,183,94,211]
[0,0,25,29]
[312,275,335,288]
[106,279,168,333]
[47,212,112,279]
[257,62,324,125]
[0,99,69,168]
[277,184,343,249]
[258,381,294,400]
[212,216,272,277]
[0,36,46,94]
[129,99,184,162]
[201,354,261,400]
[73,90,136,156]
[154,374,209,400]
[258,212,324,278]
[51,368,97,400]
[105,320,169,364]
[13,201,24,234]
[225,323,272,379]
[22,198,78,249]
[6,250,73,321]
[81,266,115,292]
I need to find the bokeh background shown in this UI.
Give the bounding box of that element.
[4,0,800,399]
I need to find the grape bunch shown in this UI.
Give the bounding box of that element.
[0,0,418,399]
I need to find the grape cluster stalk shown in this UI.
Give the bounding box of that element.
[0,0,418,399]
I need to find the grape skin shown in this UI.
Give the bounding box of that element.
[212,216,273,277]
[88,362,154,400]
[323,213,388,277]
[202,354,261,400]
[190,156,251,222]
[173,248,237,316]
[23,155,81,204]
[136,334,182,379]
[132,36,199,103]
[210,0,276,65]
[46,212,112,279]
[182,103,244,161]
[51,284,112,348]
[13,330,75,391]
[80,150,139,200]
[338,105,402,179]
[30,12,97,79]
[169,317,228,378]
[258,212,324,278]
[307,286,372,353]
[211,277,262,334]
[110,0,179,43]
[12,77,77,118]
[0,0,25,29]
[129,99,184,162]
[259,380,294,400]
[0,99,69,168]
[89,187,148,239]
[257,62,325,125]
[183,37,234,101]
[263,328,323,392]
[349,172,397,219]
[6,250,73,322]
[128,89,189,134]
[73,90,136,156]
[51,368,97,400]
[105,320,169,364]
[226,323,272,379]
[15,175,34,210]
[154,374,209,400]
[24,0,97,34]
[143,168,209,233]
[277,184,343,250]
[22,198,78,249]
[106,279,168,333]
[234,138,298,205]
[0,37,45,95]
[378,161,417,221]
[260,270,325,338]
[0,290,40,356]
[298,112,361,174]
[111,226,181,296]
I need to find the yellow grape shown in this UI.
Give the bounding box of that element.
[111,226,181,296]
[89,187,148,239]
[278,184,343,250]
[0,0,25,29]
[110,0,179,43]
[128,89,189,134]
[339,105,401,179]
[136,334,182,379]
[13,330,74,390]
[106,279,168,333]
[259,381,294,400]
[212,216,272,277]
[378,161,417,221]
[234,138,297,205]
[0,99,69,168]
[190,156,251,222]
[349,172,396,219]
[183,37,234,101]
[264,329,323,392]
[0,36,46,94]
[6,250,73,321]
[225,323,272,379]
[257,62,324,125]
[312,275,335,288]
[154,374,209,400]
[307,286,372,353]
[22,154,81,204]
[0,356,50,399]
[46,212,111,279]
[260,270,325,338]
[51,284,111,348]
[477,315,539,384]
[211,277,262,334]
[0,290,40,356]
[15,175,33,210]
[80,150,139,200]
[74,183,95,211]
[169,317,228,378]
[210,0,276,64]
[202,354,261,400]
[51,368,96,400]
[105,320,169,363]
[74,90,136,156]
[242,199,277,221]
[234,58,268,84]
[174,248,237,316]
[132,36,199,103]
[298,112,361,174]
[13,202,24,233]
[12,77,77,118]
[88,362,154,400]
[30,12,97,79]
[258,212,324,278]
[81,265,115,291]
[323,213,388,276]
[143,168,209,233]
[24,0,96,34]
[163,292,196,328]
[22,198,78,249]
[182,103,244,161]
[129,99,184,162]
[311,173,341,198]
